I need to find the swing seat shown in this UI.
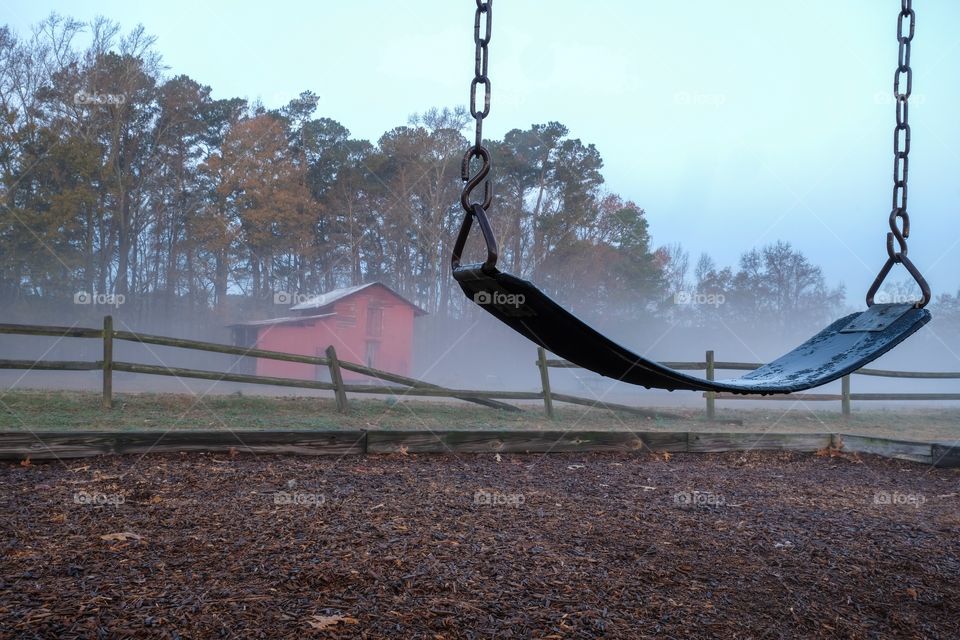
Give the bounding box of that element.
[454,264,931,394]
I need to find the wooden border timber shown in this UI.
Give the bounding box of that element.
[688,432,831,452]
[0,431,367,459]
[835,434,935,464]
[366,430,688,454]
[931,442,960,468]
[0,431,954,467]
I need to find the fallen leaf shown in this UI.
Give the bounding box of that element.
[305,614,358,630]
[20,457,32,467]
[814,447,861,463]
[100,532,143,542]
[906,587,919,600]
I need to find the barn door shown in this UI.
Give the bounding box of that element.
[364,341,379,368]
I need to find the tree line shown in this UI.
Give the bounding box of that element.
[5,15,943,337]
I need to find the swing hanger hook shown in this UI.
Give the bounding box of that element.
[460,145,492,213]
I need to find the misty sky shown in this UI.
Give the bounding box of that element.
[4,0,960,307]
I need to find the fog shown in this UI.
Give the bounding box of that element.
[2,292,958,416]
[2,2,959,414]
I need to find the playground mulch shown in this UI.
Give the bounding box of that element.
[1,450,958,639]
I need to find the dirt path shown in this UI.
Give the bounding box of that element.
[1,451,958,638]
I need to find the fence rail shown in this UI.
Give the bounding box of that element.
[539,348,960,418]
[1,318,954,421]
[0,317,677,419]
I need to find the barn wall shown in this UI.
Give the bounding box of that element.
[254,322,326,380]
[252,285,417,382]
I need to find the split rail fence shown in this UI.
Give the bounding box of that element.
[2,317,958,421]
[536,348,960,419]
[0,317,666,418]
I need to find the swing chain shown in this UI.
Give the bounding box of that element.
[454,0,498,272]
[868,0,930,308]
[460,0,493,215]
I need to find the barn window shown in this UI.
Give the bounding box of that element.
[366,306,383,337]
[336,302,357,327]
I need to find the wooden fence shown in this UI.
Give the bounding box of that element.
[536,347,960,419]
[3,317,957,421]
[0,317,673,418]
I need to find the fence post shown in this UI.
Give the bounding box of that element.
[536,347,555,419]
[841,374,851,417]
[102,315,113,409]
[325,345,349,413]
[705,349,716,420]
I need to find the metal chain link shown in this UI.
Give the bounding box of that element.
[460,0,493,214]
[453,0,498,271]
[471,0,492,148]
[868,0,929,308]
[889,0,915,259]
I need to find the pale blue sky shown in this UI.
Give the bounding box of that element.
[3,0,960,305]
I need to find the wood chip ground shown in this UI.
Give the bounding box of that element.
[1,451,958,638]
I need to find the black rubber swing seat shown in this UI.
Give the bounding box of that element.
[453,264,931,395]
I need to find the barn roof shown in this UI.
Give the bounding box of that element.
[290,282,427,315]
[228,313,336,328]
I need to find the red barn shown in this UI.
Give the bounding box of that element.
[230,283,426,381]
